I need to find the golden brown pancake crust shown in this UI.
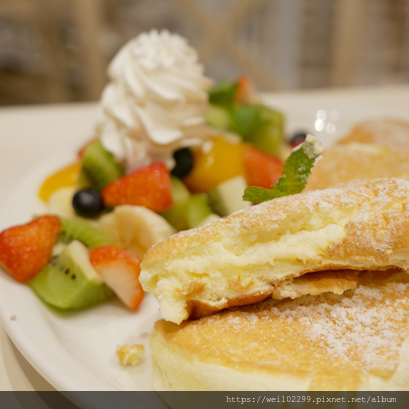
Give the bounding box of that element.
[272,270,359,300]
[144,178,409,264]
[141,178,409,323]
[187,269,374,320]
[186,289,273,320]
[337,118,409,151]
[152,270,409,391]
[304,144,409,191]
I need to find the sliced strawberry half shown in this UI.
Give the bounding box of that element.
[243,146,283,189]
[234,75,254,104]
[0,215,61,283]
[89,246,144,311]
[101,162,173,212]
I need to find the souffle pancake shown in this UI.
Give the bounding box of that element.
[151,269,409,391]
[305,118,409,191]
[140,178,409,324]
[336,118,409,151]
[304,143,409,191]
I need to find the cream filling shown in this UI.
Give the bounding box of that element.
[151,224,347,323]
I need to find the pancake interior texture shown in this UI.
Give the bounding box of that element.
[150,270,409,391]
[272,269,359,300]
[140,178,409,324]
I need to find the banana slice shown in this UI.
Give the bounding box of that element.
[99,205,176,259]
[48,186,76,217]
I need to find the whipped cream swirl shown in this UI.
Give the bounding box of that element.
[97,29,213,172]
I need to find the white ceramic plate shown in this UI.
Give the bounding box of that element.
[0,149,162,392]
[1,96,409,392]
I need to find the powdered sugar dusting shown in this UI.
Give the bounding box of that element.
[286,283,408,373]
[305,142,409,192]
[143,178,409,325]
[359,119,409,151]
[154,178,409,249]
[170,272,409,380]
[303,134,324,158]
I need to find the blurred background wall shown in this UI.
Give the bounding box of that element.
[1,0,409,106]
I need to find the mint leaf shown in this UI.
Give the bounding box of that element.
[208,79,237,107]
[243,186,286,202]
[243,135,323,202]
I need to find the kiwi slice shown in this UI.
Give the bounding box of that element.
[249,122,283,157]
[59,216,115,248]
[186,193,212,229]
[206,104,231,130]
[160,177,191,231]
[77,167,93,190]
[28,240,114,310]
[80,140,124,191]
[247,106,284,157]
[208,176,251,217]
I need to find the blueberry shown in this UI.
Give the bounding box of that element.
[72,189,104,218]
[171,148,194,178]
[290,131,308,147]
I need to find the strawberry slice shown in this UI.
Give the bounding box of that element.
[0,215,61,283]
[101,163,173,212]
[89,246,144,311]
[234,75,254,104]
[243,146,283,189]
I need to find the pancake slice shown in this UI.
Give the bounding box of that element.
[151,269,409,391]
[336,118,409,151]
[140,178,409,324]
[304,143,409,191]
[272,269,359,300]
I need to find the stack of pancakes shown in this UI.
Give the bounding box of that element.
[140,118,409,391]
[151,270,409,391]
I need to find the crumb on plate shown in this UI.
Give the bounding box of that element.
[116,344,145,366]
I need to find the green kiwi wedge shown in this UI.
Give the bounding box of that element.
[160,177,191,231]
[186,193,213,229]
[59,216,115,248]
[28,240,114,310]
[79,140,124,191]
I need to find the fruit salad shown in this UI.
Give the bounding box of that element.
[0,30,298,314]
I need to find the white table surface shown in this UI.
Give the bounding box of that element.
[1,85,409,391]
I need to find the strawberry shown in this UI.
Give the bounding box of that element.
[243,146,283,189]
[89,246,144,311]
[0,215,61,283]
[234,75,254,104]
[101,162,173,212]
